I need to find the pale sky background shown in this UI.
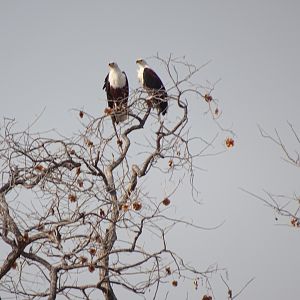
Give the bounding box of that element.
[1,1,300,299]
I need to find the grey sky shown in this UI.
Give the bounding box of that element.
[1,1,300,299]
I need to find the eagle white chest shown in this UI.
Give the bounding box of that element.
[137,66,144,86]
[109,69,126,89]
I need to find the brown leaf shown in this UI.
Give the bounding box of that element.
[171,280,178,287]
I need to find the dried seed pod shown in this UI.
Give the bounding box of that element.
[23,231,29,242]
[89,248,96,256]
[77,179,83,187]
[162,198,171,206]
[11,261,17,270]
[122,203,130,212]
[69,149,75,155]
[132,201,142,211]
[99,208,105,218]
[68,194,77,202]
[79,256,88,264]
[225,137,234,148]
[34,164,44,171]
[202,296,212,300]
[88,263,95,273]
[104,107,113,115]
[204,94,213,102]
[117,139,123,147]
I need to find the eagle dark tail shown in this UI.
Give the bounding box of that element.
[159,100,168,115]
[113,100,128,124]
[115,111,128,123]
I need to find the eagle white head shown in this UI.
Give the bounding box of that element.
[136,59,149,69]
[108,62,126,88]
[108,62,121,71]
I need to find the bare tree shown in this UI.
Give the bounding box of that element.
[245,123,300,228]
[0,56,230,299]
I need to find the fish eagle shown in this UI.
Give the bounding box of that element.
[136,59,168,115]
[103,62,129,123]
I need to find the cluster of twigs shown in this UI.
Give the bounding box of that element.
[0,56,229,299]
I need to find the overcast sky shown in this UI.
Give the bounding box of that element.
[1,1,300,299]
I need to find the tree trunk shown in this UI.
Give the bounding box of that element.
[98,167,119,300]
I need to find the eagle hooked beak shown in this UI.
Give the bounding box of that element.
[108,62,114,68]
[136,59,141,64]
